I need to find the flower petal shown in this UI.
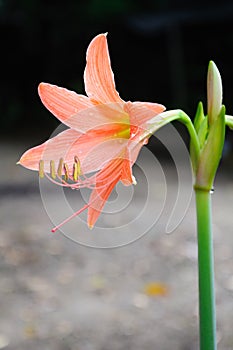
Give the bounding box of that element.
[18,128,128,176]
[128,138,144,167]
[79,136,128,175]
[18,129,82,171]
[138,101,166,114]
[66,102,129,133]
[87,156,124,228]
[120,151,135,185]
[84,33,123,103]
[87,177,120,228]
[126,101,165,127]
[38,83,93,128]
[87,151,134,227]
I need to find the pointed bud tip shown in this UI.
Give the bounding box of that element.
[208,60,216,69]
[207,60,223,124]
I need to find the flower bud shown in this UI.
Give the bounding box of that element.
[195,106,225,191]
[207,61,223,125]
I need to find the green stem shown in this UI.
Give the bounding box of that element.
[145,109,200,163]
[178,111,200,159]
[195,189,217,350]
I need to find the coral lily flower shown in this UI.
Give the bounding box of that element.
[18,33,165,230]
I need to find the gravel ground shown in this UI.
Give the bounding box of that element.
[0,140,233,350]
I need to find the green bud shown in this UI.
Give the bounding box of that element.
[195,105,226,191]
[194,101,205,133]
[193,102,208,149]
[190,102,206,172]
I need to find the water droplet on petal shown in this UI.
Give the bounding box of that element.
[210,187,214,194]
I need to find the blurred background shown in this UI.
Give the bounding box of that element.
[1,0,233,141]
[1,1,233,349]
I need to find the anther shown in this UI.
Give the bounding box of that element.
[50,160,56,179]
[73,162,78,181]
[57,158,63,177]
[39,160,44,178]
[63,163,69,181]
[74,155,82,175]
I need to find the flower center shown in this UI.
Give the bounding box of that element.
[114,123,130,139]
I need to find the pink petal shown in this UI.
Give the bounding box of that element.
[87,156,124,228]
[138,101,166,114]
[126,101,165,127]
[38,83,93,128]
[128,138,144,166]
[120,157,134,185]
[65,102,129,133]
[18,128,128,176]
[87,151,134,227]
[84,33,123,104]
[87,177,120,228]
[18,129,82,172]
[78,136,128,175]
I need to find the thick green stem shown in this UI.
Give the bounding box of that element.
[195,189,216,350]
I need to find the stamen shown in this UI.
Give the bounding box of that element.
[73,162,78,181]
[73,156,82,181]
[63,163,69,181]
[50,160,56,179]
[51,203,89,233]
[51,175,121,233]
[74,155,82,175]
[39,160,44,178]
[57,158,63,177]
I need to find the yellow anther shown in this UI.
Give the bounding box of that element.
[63,163,69,181]
[50,160,56,179]
[57,158,63,177]
[74,155,82,175]
[73,162,78,181]
[39,160,44,178]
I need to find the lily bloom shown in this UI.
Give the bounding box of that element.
[18,33,165,230]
